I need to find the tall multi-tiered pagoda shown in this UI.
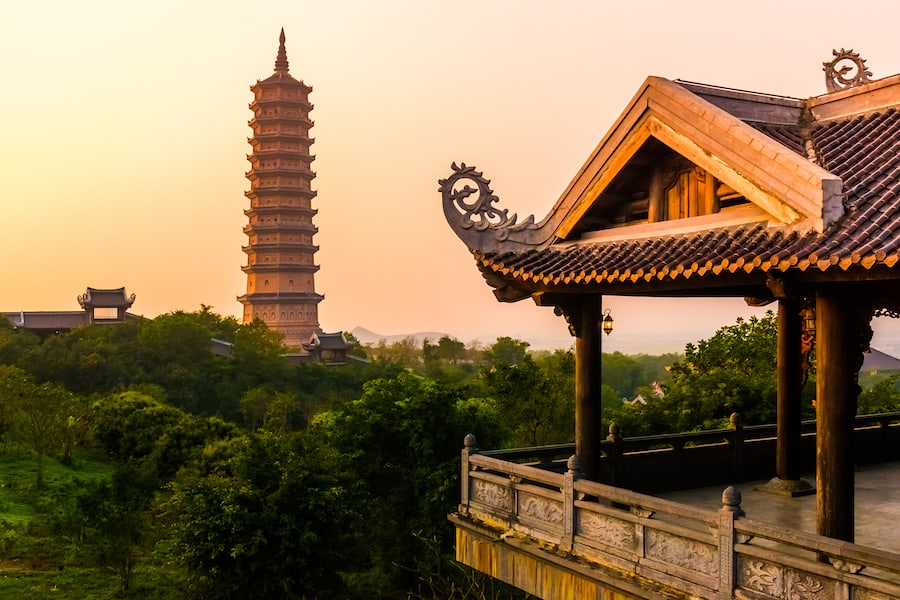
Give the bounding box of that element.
[238,29,323,347]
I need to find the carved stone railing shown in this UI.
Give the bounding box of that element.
[456,434,900,600]
[478,412,900,493]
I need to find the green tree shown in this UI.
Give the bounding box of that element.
[77,463,158,594]
[481,349,575,447]
[21,320,146,393]
[0,317,40,367]
[2,367,77,486]
[137,311,221,412]
[167,432,354,599]
[91,391,186,462]
[312,372,506,596]
[619,312,780,434]
[858,373,900,414]
[483,336,530,367]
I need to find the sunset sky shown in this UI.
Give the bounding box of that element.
[3,1,900,353]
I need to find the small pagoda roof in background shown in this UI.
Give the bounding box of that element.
[304,331,354,351]
[77,287,136,309]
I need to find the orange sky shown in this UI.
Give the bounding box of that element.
[3,1,900,353]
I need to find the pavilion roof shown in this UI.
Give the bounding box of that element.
[441,53,900,304]
[77,287,136,309]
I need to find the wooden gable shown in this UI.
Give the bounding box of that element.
[550,77,842,243]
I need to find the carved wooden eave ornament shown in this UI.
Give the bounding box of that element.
[441,76,844,258]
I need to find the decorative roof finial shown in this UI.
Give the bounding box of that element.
[274,28,289,73]
[823,49,872,92]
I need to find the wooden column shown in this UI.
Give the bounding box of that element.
[575,296,603,482]
[815,288,858,542]
[776,298,802,481]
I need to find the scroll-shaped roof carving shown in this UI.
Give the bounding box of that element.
[439,162,540,253]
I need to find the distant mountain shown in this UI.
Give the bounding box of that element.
[350,327,453,347]
[863,348,900,372]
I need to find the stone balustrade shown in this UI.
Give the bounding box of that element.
[453,432,900,599]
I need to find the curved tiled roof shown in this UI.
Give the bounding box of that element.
[475,107,900,293]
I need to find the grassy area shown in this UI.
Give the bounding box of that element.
[0,565,186,599]
[0,449,186,598]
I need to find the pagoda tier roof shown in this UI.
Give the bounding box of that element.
[237,291,324,304]
[245,188,317,200]
[247,151,315,163]
[248,134,314,146]
[245,167,316,180]
[241,264,319,274]
[247,116,313,130]
[242,243,320,254]
[242,219,317,231]
[249,98,312,111]
[441,57,900,304]
[243,208,317,218]
[253,73,311,92]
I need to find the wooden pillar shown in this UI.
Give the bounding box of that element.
[815,288,858,542]
[575,296,603,482]
[776,298,803,481]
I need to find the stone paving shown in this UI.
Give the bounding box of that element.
[657,460,900,554]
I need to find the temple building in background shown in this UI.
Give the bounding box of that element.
[3,287,139,336]
[238,29,324,348]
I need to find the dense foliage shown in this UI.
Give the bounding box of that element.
[0,310,896,598]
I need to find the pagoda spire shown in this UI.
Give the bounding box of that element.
[274,28,289,73]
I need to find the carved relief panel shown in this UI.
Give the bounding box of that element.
[737,557,834,599]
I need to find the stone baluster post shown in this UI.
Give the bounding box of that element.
[562,454,581,552]
[606,422,623,487]
[460,434,478,515]
[717,486,744,600]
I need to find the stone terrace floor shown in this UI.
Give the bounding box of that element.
[657,460,900,554]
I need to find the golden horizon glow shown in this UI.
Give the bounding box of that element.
[3,0,900,352]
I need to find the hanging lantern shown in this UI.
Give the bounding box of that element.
[802,306,816,335]
[602,309,614,336]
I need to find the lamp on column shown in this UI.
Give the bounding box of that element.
[602,309,614,336]
[802,306,816,335]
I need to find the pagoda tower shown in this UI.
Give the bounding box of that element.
[238,29,323,347]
